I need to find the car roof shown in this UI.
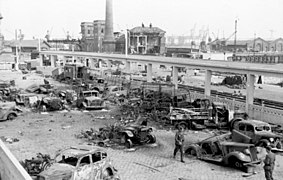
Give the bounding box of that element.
[58,146,106,158]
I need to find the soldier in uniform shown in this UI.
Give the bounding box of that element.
[173,127,185,163]
[263,146,276,180]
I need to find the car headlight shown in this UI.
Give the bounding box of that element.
[269,138,274,142]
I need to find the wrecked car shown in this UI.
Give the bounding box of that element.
[39,97,64,111]
[0,101,21,121]
[163,107,208,130]
[231,120,283,151]
[15,93,38,106]
[37,146,120,180]
[79,96,106,110]
[77,90,105,110]
[120,123,156,148]
[185,133,264,172]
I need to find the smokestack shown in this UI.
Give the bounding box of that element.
[103,0,115,53]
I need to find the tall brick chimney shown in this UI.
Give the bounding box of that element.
[103,0,115,53]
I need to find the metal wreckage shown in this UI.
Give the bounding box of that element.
[5,65,283,177]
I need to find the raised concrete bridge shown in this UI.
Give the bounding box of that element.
[39,51,283,113]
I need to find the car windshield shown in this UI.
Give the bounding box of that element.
[255,125,270,131]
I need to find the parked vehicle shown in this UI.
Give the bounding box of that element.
[231,120,283,151]
[37,146,120,180]
[105,85,128,97]
[0,102,21,121]
[15,93,38,106]
[163,107,209,130]
[76,90,105,110]
[185,133,264,172]
[120,123,156,148]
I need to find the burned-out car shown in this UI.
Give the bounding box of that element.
[185,133,264,172]
[39,97,64,111]
[0,101,21,121]
[120,124,156,148]
[15,93,38,106]
[163,107,208,130]
[231,120,283,151]
[37,146,120,180]
[77,90,105,110]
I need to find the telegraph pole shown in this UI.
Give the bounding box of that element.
[234,19,237,53]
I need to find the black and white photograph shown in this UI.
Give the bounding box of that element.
[0,0,283,179]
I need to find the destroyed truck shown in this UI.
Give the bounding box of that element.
[163,107,209,130]
[77,90,106,110]
[231,120,283,151]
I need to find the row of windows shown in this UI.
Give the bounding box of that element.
[232,55,283,63]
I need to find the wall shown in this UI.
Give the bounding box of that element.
[0,140,32,180]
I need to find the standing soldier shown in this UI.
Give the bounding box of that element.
[173,127,185,163]
[263,146,276,180]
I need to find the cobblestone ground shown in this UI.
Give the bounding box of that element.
[107,130,283,180]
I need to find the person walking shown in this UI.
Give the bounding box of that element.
[263,146,276,180]
[173,127,185,163]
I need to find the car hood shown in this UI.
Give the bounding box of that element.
[38,163,74,179]
[256,131,282,138]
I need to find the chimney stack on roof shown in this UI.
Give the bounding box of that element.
[149,23,152,28]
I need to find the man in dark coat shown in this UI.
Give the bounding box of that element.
[263,146,276,180]
[173,127,185,163]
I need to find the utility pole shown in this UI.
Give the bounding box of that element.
[234,19,237,54]
[125,29,128,57]
[15,29,19,70]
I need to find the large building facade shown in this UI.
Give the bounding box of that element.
[80,20,105,52]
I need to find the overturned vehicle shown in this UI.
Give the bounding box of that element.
[37,146,120,180]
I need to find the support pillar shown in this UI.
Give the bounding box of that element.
[50,55,55,67]
[39,54,43,67]
[172,66,178,89]
[125,61,131,72]
[107,60,112,69]
[205,70,212,97]
[246,74,255,113]
[147,63,153,82]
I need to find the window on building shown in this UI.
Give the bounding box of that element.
[101,28,104,33]
[88,30,91,34]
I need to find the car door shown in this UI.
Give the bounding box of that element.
[73,154,93,180]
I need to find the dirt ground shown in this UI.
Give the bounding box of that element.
[0,70,283,180]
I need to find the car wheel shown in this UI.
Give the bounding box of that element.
[186,148,197,156]
[7,113,16,120]
[147,134,156,144]
[230,157,243,169]
[178,122,187,130]
[125,139,133,149]
[120,134,127,144]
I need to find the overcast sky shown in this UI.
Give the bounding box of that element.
[1,0,283,40]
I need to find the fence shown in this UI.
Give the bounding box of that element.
[190,91,283,127]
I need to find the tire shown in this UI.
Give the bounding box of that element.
[147,134,156,144]
[178,122,187,130]
[186,148,197,156]
[125,139,133,149]
[229,157,243,169]
[7,113,16,120]
[120,134,127,144]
